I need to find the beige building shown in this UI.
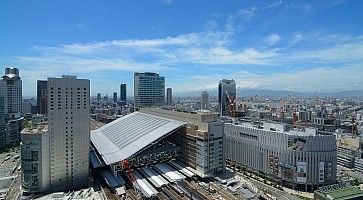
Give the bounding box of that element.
[48,75,90,191]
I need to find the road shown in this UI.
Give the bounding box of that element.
[247,177,301,200]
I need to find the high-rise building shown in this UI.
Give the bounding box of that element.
[0,97,5,150]
[22,99,32,115]
[120,84,126,102]
[97,93,101,102]
[47,75,90,190]
[0,67,23,151]
[113,92,117,103]
[37,80,47,115]
[218,79,236,116]
[166,88,172,105]
[0,68,22,114]
[21,121,50,193]
[134,72,165,108]
[201,91,209,110]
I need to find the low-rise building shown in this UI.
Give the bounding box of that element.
[20,122,50,193]
[225,122,337,192]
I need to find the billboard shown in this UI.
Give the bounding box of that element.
[319,162,325,183]
[297,162,307,183]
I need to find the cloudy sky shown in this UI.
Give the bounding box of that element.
[1,0,363,97]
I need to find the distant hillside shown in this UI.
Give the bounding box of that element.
[175,89,363,98]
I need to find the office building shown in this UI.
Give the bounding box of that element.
[120,84,126,102]
[22,99,32,115]
[0,67,23,151]
[97,93,101,102]
[134,72,165,108]
[113,92,117,103]
[37,80,47,115]
[166,88,172,105]
[0,68,22,114]
[218,79,236,116]
[21,121,50,193]
[48,75,90,190]
[0,97,5,150]
[140,108,224,177]
[225,122,337,192]
[201,91,209,110]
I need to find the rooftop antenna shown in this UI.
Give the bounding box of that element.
[67,67,70,75]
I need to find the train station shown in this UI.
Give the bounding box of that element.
[90,108,225,199]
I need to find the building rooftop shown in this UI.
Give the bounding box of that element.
[315,183,363,200]
[140,108,218,131]
[22,123,48,134]
[91,112,186,165]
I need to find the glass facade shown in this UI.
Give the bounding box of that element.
[21,137,41,192]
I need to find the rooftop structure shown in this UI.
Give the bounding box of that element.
[91,112,186,165]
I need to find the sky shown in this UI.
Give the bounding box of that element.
[1,0,363,97]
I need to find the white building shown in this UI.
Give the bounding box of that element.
[0,68,23,151]
[48,75,90,191]
[134,72,165,108]
[225,122,337,192]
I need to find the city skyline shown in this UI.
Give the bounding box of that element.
[1,0,363,97]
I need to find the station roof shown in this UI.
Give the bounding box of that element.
[91,112,186,165]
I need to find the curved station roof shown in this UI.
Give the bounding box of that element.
[91,112,186,165]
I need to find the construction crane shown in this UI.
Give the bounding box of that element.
[119,160,142,198]
[225,91,236,118]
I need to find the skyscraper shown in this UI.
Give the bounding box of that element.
[218,79,236,117]
[201,91,209,110]
[120,84,126,102]
[134,72,165,108]
[166,88,172,105]
[0,68,22,114]
[113,92,117,103]
[0,97,5,150]
[97,93,101,102]
[47,75,90,190]
[0,68,23,150]
[37,80,47,115]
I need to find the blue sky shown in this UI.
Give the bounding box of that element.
[1,0,363,97]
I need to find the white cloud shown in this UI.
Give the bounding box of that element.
[174,64,363,94]
[265,33,281,46]
[225,7,257,33]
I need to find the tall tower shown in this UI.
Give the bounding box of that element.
[47,75,90,190]
[201,91,209,110]
[37,80,48,115]
[0,68,22,114]
[218,79,236,117]
[166,88,172,105]
[97,93,101,102]
[113,92,118,103]
[120,84,126,102]
[134,72,165,108]
[0,67,23,150]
